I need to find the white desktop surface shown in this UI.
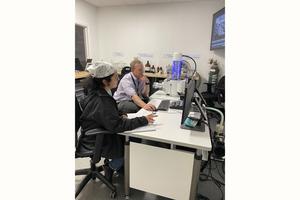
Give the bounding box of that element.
[120,110,211,151]
[119,90,212,200]
[149,90,180,101]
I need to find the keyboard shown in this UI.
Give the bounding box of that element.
[157,100,171,111]
[148,99,161,108]
[169,100,183,110]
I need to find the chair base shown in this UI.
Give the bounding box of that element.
[75,162,116,199]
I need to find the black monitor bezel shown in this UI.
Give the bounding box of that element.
[181,79,194,125]
[181,80,208,126]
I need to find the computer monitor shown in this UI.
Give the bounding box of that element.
[181,80,207,131]
[85,58,93,70]
[210,8,225,50]
[75,58,84,71]
[181,79,194,125]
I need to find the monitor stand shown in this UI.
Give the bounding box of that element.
[180,120,205,132]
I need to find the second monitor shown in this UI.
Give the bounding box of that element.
[180,79,207,132]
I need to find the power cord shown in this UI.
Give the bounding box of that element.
[198,114,225,200]
[182,54,197,77]
[199,159,225,200]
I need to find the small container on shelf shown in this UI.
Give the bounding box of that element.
[145,60,151,72]
[151,65,156,73]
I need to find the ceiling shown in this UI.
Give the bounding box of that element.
[84,0,206,7]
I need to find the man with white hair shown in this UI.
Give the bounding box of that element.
[113,59,156,113]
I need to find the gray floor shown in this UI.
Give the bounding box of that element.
[75,114,225,200]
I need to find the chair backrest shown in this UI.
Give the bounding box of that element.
[215,76,225,104]
[111,66,131,96]
[121,66,131,77]
[75,96,82,147]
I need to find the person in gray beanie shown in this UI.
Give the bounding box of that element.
[79,61,156,182]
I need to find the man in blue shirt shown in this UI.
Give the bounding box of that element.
[114,59,156,113]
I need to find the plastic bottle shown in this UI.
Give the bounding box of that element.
[208,60,220,93]
[171,52,183,80]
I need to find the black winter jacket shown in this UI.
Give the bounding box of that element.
[79,89,148,159]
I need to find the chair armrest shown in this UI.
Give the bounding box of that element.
[85,128,111,136]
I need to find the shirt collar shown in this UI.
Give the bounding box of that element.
[104,88,112,96]
[130,72,138,81]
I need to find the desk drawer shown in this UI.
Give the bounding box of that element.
[130,142,194,200]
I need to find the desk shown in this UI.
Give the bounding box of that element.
[144,73,167,95]
[75,71,90,79]
[144,72,167,79]
[149,90,181,101]
[119,91,212,200]
[75,71,166,79]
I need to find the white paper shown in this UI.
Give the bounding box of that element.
[125,112,158,133]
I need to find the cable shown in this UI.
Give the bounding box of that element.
[205,107,224,127]
[209,162,224,200]
[222,161,225,174]
[200,171,224,200]
[182,54,197,77]
[182,60,192,78]
[198,110,225,200]
[215,161,224,181]
[210,157,224,185]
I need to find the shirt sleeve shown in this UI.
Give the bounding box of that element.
[96,97,148,133]
[138,80,146,95]
[121,77,137,97]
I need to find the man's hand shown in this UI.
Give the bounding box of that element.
[145,114,157,124]
[140,75,149,83]
[143,103,156,111]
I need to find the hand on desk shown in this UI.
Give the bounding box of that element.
[145,114,157,124]
[143,103,156,111]
[140,75,150,83]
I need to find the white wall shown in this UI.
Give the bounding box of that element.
[96,0,225,84]
[75,0,99,61]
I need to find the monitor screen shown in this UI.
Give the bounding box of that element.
[181,80,195,125]
[181,80,207,128]
[210,8,225,50]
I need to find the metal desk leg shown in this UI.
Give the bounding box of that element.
[124,136,130,199]
[189,149,202,200]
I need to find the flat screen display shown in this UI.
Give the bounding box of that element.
[210,8,225,50]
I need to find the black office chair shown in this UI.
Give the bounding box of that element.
[111,66,131,95]
[120,66,131,78]
[75,58,84,71]
[201,76,225,107]
[201,76,225,121]
[75,97,117,199]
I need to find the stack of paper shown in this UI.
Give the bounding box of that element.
[125,112,157,133]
